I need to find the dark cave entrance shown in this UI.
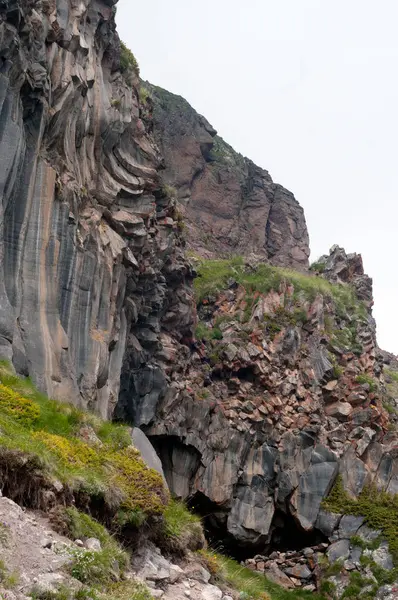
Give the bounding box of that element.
[147,434,328,561]
[187,493,328,561]
[270,510,327,552]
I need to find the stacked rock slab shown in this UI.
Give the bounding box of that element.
[140,247,398,551]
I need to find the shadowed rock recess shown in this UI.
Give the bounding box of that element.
[1,1,398,598]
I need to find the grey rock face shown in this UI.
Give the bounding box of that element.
[148,85,310,269]
[0,0,194,415]
[327,539,350,563]
[338,515,365,539]
[131,427,167,484]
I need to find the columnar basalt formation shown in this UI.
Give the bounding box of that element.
[0,0,193,415]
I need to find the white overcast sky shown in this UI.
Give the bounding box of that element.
[116,0,398,353]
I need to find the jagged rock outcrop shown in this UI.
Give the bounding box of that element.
[0,0,193,415]
[146,84,310,269]
[134,247,397,552]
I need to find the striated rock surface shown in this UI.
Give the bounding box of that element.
[147,84,310,269]
[0,0,193,415]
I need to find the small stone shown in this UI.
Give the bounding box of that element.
[169,564,184,583]
[284,564,312,580]
[327,539,350,563]
[184,591,191,598]
[75,539,84,547]
[201,584,223,600]
[85,538,101,551]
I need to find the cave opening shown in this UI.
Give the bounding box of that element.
[270,510,328,553]
[147,435,328,561]
[187,494,328,562]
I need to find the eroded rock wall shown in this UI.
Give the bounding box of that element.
[147,84,310,269]
[0,0,193,415]
[139,248,397,551]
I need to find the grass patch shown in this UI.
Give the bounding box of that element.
[0,362,168,522]
[0,559,19,588]
[31,586,99,600]
[309,261,326,273]
[355,374,378,393]
[120,42,139,76]
[193,257,365,320]
[157,499,204,554]
[385,369,398,384]
[67,545,127,586]
[200,551,325,600]
[323,476,398,565]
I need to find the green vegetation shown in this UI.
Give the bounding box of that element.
[67,545,127,586]
[340,571,376,600]
[209,136,246,171]
[139,85,151,104]
[0,522,8,545]
[159,499,204,553]
[120,42,139,76]
[199,551,325,600]
[193,258,365,320]
[309,260,326,273]
[31,580,153,600]
[0,361,167,523]
[0,559,19,588]
[355,374,379,393]
[385,369,398,384]
[31,586,99,600]
[330,324,363,356]
[162,184,177,200]
[323,476,398,565]
[62,508,119,548]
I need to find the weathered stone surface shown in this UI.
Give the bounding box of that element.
[132,427,167,484]
[292,445,338,530]
[316,509,342,537]
[338,515,365,539]
[0,0,194,419]
[341,446,372,497]
[264,564,295,589]
[327,539,350,563]
[370,543,394,571]
[148,85,310,269]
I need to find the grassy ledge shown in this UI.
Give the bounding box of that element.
[192,257,366,318]
[0,361,167,524]
[322,476,398,565]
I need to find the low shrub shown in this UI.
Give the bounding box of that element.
[355,374,379,392]
[323,476,398,565]
[0,362,168,522]
[67,545,128,586]
[200,550,324,600]
[193,258,366,324]
[157,500,204,554]
[120,42,139,76]
[0,383,40,425]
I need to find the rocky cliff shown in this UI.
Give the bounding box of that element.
[146,84,310,269]
[138,247,395,552]
[2,2,398,599]
[0,0,193,416]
